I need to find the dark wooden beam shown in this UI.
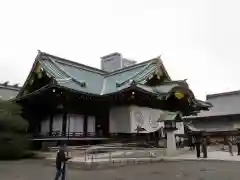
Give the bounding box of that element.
[62,113,67,136]
[49,114,53,135]
[84,115,88,136]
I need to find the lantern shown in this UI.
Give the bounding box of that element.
[164,121,177,130]
[157,111,179,131]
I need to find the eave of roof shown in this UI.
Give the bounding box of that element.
[185,124,237,133]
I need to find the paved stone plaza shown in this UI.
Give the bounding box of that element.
[0,159,240,180]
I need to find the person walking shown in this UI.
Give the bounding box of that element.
[201,138,208,158]
[195,136,201,158]
[180,137,184,148]
[54,145,71,180]
[228,139,233,156]
[176,136,180,148]
[188,136,195,151]
[192,137,196,151]
[236,137,240,155]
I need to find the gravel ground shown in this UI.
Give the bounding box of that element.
[0,159,240,180]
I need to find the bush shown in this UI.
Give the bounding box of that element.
[0,132,30,160]
[0,100,30,160]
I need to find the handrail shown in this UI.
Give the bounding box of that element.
[38,131,98,137]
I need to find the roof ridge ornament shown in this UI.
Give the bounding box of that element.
[3,81,9,86]
[129,79,136,85]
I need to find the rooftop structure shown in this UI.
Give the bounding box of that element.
[187,90,240,118]
[185,90,240,138]
[0,81,21,100]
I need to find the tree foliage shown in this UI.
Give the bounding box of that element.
[0,100,29,159]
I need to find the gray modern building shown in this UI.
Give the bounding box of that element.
[0,82,21,100]
[185,90,240,141]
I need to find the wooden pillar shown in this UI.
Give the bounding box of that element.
[62,113,67,136]
[95,113,101,137]
[49,114,53,136]
[84,115,88,136]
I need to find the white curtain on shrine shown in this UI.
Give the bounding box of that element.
[87,116,96,133]
[67,114,84,132]
[41,116,50,133]
[52,114,63,131]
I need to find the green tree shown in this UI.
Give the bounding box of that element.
[0,100,29,160]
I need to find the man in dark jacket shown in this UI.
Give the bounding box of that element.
[202,137,208,158]
[236,137,240,155]
[54,145,70,180]
[195,136,201,158]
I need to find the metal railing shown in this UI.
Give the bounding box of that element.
[80,146,160,164]
[37,131,98,138]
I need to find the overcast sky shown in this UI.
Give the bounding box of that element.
[0,0,239,100]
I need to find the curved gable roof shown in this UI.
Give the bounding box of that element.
[18,51,172,96]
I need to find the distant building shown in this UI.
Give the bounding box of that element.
[0,81,21,100]
[185,90,240,141]
[101,52,137,72]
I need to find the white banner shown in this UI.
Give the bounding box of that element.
[109,105,184,134]
[130,106,164,133]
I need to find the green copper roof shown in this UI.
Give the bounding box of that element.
[18,51,212,109]
[16,51,212,111]
[36,51,171,95]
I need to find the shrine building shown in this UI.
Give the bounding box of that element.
[15,51,211,147]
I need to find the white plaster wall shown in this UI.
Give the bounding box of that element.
[52,114,63,131]
[234,121,240,129]
[109,106,131,133]
[41,116,50,133]
[68,114,84,132]
[87,116,96,133]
